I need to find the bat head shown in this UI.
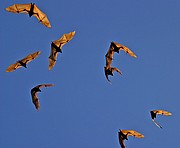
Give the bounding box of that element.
[51,42,62,53]
[119,130,128,140]
[18,61,27,68]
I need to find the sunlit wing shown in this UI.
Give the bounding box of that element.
[5,3,31,14]
[6,62,22,72]
[111,67,122,75]
[121,130,144,138]
[38,84,54,89]
[33,4,51,28]
[21,51,41,64]
[53,31,76,49]
[152,110,172,116]
[112,41,137,58]
[48,46,58,70]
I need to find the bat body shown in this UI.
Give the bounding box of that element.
[6,51,41,72]
[111,41,137,58]
[150,110,172,128]
[49,31,76,70]
[31,84,54,110]
[104,66,122,83]
[5,3,51,28]
[118,129,144,148]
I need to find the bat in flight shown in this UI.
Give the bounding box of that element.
[118,129,144,148]
[31,84,54,110]
[150,110,172,128]
[6,51,41,72]
[48,31,76,70]
[104,66,122,83]
[111,41,137,58]
[5,3,51,28]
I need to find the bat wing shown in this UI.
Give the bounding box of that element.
[111,67,122,75]
[152,110,172,116]
[5,3,31,14]
[104,67,112,84]
[121,130,144,138]
[152,119,162,128]
[113,42,137,58]
[54,31,76,50]
[6,62,22,72]
[31,90,40,110]
[105,46,114,68]
[32,4,51,28]
[21,51,41,64]
[48,46,59,70]
[119,137,125,148]
[37,84,54,89]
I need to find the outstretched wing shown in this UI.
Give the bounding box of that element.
[111,67,122,75]
[37,84,54,89]
[48,47,59,70]
[119,137,125,148]
[152,119,162,128]
[31,90,40,110]
[21,51,41,64]
[53,31,76,50]
[112,41,137,58]
[32,4,51,28]
[152,110,172,116]
[6,62,22,72]
[5,3,31,14]
[121,130,144,138]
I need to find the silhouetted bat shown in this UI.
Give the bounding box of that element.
[118,129,144,148]
[6,51,41,72]
[111,41,137,58]
[5,3,51,28]
[104,66,122,83]
[48,31,76,70]
[150,110,172,128]
[31,84,54,110]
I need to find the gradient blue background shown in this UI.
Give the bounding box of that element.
[1,0,180,147]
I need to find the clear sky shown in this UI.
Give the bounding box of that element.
[1,0,180,148]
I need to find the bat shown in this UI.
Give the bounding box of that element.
[5,3,51,28]
[150,110,172,128]
[48,31,76,70]
[118,129,144,148]
[31,84,54,110]
[111,41,137,58]
[6,51,41,72]
[104,66,122,83]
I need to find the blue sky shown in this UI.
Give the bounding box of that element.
[1,0,180,147]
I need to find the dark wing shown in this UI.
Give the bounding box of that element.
[53,31,76,50]
[152,119,162,128]
[121,130,144,138]
[31,89,40,110]
[32,4,51,28]
[111,67,122,75]
[6,62,22,72]
[5,3,31,14]
[48,46,59,70]
[21,51,41,64]
[113,42,137,58]
[118,131,126,148]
